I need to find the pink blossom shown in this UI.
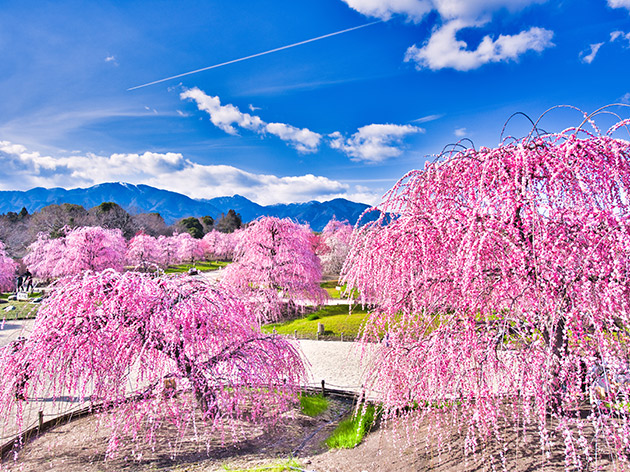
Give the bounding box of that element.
[0,241,17,292]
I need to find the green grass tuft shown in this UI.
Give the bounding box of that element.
[222,458,301,471]
[325,404,380,449]
[300,393,329,417]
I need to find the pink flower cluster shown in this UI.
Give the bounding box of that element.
[24,226,126,279]
[0,241,17,292]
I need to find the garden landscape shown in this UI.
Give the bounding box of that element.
[1,1,630,471]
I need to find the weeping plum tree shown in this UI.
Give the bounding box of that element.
[0,240,17,292]
[222,217,326,322]
[25,226,126,278]
[201,230,240,261]
[157,234,179,267]
[0,270,304,457]
[175,232,204,264]
[125,231,161,271]
[342,122,630,467]
[318,217,353,276]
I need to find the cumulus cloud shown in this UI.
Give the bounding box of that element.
[580,42,604,64]
[342,0,432,22]
[0,141,379,205]
[329,124,423,163]
[608,0,630,11]
[181,88,321,153]
[181,87,423,159]
[180,88,264,135]
[342,0,552,71]
[342,0,546,22]
[405,19,553,71]
[265,123,322,154]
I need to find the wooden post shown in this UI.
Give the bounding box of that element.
[294,329,297,339]
[38,411,44,430]
[321,379,326,397]
[341,332,344,342]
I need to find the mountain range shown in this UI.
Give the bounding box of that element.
[0,183,372,231]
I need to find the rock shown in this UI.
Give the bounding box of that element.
[3,305,16,312]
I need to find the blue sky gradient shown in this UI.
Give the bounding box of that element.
[1,0,629,205]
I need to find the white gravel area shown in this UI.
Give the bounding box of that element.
[0,318,34,347]
[297,339,377,393]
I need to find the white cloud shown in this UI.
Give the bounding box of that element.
[342,0,432,22]
[620,92,630,104]
[265,123,322,153]
[411,113,444,123]
[611,30,630,47]
[405,19,554,71]
[341,0,548,22]
[342,0,552,71]
[454,127,467,137]
[181,88,264,135]
[430,0,547,20]
[608,0,630,11]
[105,55,117,64]
[181,88,322,153]
[341,0,546,22]
[580,42,604,64]
[0,140,380,205]
[329,124,423,163]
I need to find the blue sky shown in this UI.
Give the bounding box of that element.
[0,0,629,205]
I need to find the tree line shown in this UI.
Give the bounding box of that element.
[0,202,243,258]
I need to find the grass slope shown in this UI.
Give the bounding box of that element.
[164,260,230,274]
[263,304,369,340]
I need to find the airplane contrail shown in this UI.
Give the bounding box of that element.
[127,20,381,91]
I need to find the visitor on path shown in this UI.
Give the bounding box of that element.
[23,270,33,292]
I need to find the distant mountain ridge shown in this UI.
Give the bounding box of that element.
[0,183,371,231]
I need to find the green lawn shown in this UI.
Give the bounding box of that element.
[0,292,42,320]
[320,280,344,299]
[263,304,370,340]
[164,260,230,274]
[320,280,359,300]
